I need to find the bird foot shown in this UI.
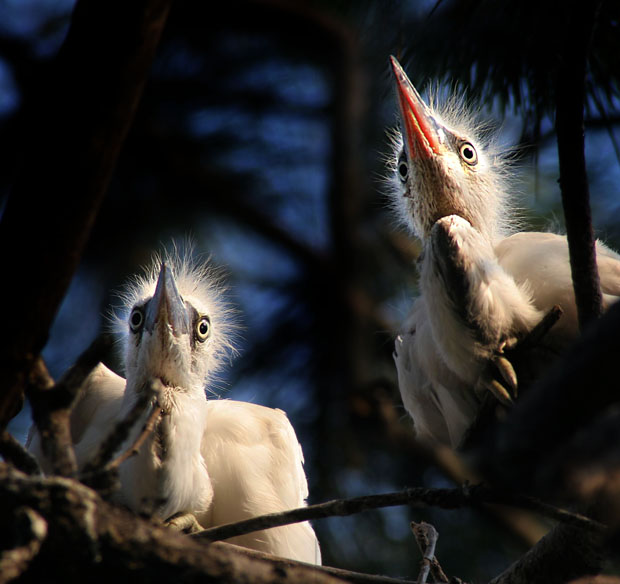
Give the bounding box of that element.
[476,305,563,406]
[476,340,518,406]
[164,512,204,534]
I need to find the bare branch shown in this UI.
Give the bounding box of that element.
[0,507,48,583]
[488,524,604,584]
[81,379,162,477]
[555,1,604,328]
[25,336,112,479]
[26,359,77,478]
[217,542,416,584]
[193,484,604,544]
[106,402,162,472]
[411,522,449,584]
[366,387,548,547]
[0,431,41,476]
[0,464,343,584]
[513,306,563,352]
[0,0,172,430]
[411,522,446,584]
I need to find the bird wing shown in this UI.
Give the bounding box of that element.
[201,399,321,564]
[28,363,126,471]
[594,240,620,302]
[496,232,620,345]
[394,297,480,447]
[70,363,126,468]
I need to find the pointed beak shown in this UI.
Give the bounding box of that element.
[144,263,190,337]
[390,56,441,159]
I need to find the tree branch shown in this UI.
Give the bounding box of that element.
[25,335,113,479]
[0,0,172,430]
[0,507,48,584]
[488,524,604,584]
[25,358,77,478]
[81,379,162,492]
[0,431,41,476]
[411,522,447,584]
[555,1,604,329]
[193,484,603,544]
[219,543,416,584]
[105,401,162,472]
[0,464,344,584]
[363,386,548,547]
[478,299,620,497]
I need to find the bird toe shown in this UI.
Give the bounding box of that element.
[164,512,204,534]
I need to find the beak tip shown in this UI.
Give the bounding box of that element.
[389,56,441,158]
[389,55,402,78]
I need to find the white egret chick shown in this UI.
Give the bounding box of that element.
[388,56,620,447]
[29,252,321,564]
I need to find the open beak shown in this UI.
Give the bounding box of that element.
[390,56,441,159]
[144,263,190,337]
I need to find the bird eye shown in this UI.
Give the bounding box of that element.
[398,160,409,182]
[459,142,478,165]
[397,150,408,183]
[196,316,211,342]
[129,307,144,333]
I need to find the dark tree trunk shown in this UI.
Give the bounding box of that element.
[0,0,172,429]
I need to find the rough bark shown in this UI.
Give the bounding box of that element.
[222,544,416,584]
[0,464,345,584]
[26,335,113,479]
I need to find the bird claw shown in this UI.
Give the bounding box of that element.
[477,342,519,406]
[492,354,518,397]
[482,378,514,406]
[165,512,204,534]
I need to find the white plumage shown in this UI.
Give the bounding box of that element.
[388,56,620,447]
[29,251,321,564]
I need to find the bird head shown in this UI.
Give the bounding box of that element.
[114,252,235,398]
[388,56,512,244]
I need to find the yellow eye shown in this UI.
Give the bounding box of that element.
[459,142,478,165]
[196,316,211,342]
[129,307,144,333]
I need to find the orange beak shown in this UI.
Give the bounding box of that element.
[390,56,441,159]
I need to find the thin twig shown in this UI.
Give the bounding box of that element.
[513,305,563,352]
[411,522,449,584]
[193,483,605,543]
[0,431,41,476]
[411,522,438,584]
[106,402,162,471]
[81,379,162,475]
